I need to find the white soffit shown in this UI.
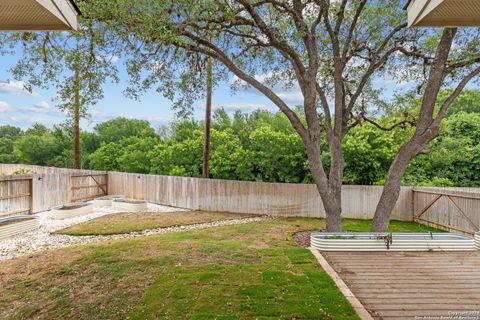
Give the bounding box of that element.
[0,0,80,31]
[408,0,480,27]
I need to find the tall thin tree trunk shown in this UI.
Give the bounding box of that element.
[202,55,213,178]
[73,62,81,169]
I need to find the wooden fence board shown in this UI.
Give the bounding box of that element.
[0,165,107,214]
[0,176,32,216]
[1,164,479,234]
[70,174,108,202]
[413,187,480,234]
[107,172,413,220]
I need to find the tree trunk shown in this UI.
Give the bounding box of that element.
[371,152,412,231]
[202,55,213,178]
[371,29,457,232]
[304,134,343,232]
[73,63,81,170]
[372,137,436,231]
[323,187,342,232]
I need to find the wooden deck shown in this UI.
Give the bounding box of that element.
[322,251,480,320]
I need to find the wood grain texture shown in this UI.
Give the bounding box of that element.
[0,164,107,214]
[107,171,414,220]
[1,164,479,231]
[323,251,480,320]
[413,187,480,234]
[0,175,31,216]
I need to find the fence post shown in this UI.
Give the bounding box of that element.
[28,177,33,213]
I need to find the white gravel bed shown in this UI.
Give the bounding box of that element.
[0,203,268,261]
[37,202,185,233]
[0,202,187,261]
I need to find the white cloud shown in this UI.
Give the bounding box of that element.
[19,101,62,115]
[216,102,271,112]
[230,74,304,105]
[0,81,37,96]
[134,114,171,127]
[87,110,170,128]
[105,55,120,63]
[147,61,165,73]
[0,114,62,128]
[275,91,303,103]
[0,101,11,113]
[0,114,18,122]
[89,110,112,120]
[377,74,411,87]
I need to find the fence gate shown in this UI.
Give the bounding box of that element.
[70,174,107,202]
[413,188,480,235]
[0,177,33,217]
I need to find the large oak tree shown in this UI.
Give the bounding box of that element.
[85,0,480,231]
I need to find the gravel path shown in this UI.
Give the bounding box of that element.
[0,203,268,261]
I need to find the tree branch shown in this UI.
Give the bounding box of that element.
[363,115,416,131]
[176,32,308,138]
[342,0,367,60]
[434,65,480,123]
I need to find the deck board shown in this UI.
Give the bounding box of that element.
[322,251,480,320]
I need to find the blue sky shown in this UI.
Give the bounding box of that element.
[0,50,291,131]
[0,46,429,132]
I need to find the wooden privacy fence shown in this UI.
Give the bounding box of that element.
[0,175,32,217]
[1,164,480,235]
[108,172,413,221]
[70,174,108,202]
[0,165,107,215]
[413,187,480,234]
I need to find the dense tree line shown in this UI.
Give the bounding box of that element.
[2,90,479,187]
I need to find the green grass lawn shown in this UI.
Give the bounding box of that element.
[0,217,439,319]
[342,218,442,233]
[58,208,441,237]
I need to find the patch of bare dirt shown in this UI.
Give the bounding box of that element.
[113,198,147,204]
[0,246,85,281]
[292,230,315,247]
[58,204,89,210]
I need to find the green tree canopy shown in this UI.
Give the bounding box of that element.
[94,117,157,144]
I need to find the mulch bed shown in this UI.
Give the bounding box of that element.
[113,199,146,204]
[58,204,89,210]
[96,195,123,200]
[292,231,313,248]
